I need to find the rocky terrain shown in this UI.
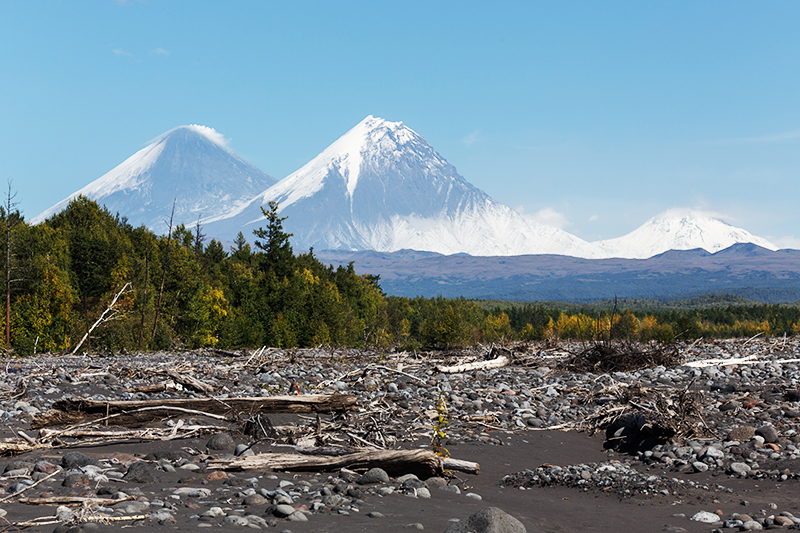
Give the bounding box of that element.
[0,338,799,532]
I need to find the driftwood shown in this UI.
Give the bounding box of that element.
[437,355,510,373]
[123,383,168,394]
[32,394,357,429]
[38,423,226,442]
[560,341,683,373]
[72,282,132,355]
[164,369,215,394]
[17,495,134,506]
[0,439,39,455]
[13,514,149,528]
[208,448,479,479]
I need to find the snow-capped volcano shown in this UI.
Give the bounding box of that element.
[32,120,780,261]
[32,125,277,234]
[593,209,779,259]
[205,116,602,257]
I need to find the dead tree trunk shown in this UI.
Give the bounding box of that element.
[139,242,149,348]
[208,448,480,479]
[152,199,175,341]
[32,394,357,428]
[71,282,131,355]
[3,182,19,350]
[4,184,11,349]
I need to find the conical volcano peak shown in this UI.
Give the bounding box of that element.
[205,116,602,257]
[32,125,276,233]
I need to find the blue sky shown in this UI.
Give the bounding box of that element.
[1,1,799,247]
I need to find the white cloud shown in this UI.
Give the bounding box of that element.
[516,206,569,229]
[588,214,599,222]
[184,125,231,149]
[112,48,133,57]
[660,206,733,223]
[533,207,568,229]
[772,235,800,250]
[462,130,481,146]
[150,48,169,56]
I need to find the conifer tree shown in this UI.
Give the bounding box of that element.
[253,201,294,278]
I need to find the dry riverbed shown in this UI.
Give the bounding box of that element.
[0,339,799,532]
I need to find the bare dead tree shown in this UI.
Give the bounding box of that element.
[3,181,21,350]
[193,216,206,263]
[139,241,150,348]
[152,199,175,342]
[72,282,132,355]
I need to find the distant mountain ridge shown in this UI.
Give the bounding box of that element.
[34,117,782,260]
[316,244,800,303]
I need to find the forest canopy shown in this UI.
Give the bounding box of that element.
[2,196,799,356]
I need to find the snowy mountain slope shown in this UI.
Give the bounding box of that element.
[593,209,779,259]
[32,125,277,235]
[205,116,603,257]
[31,120,781,260]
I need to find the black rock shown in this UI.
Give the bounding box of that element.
[206,432,236,451]
[356,467,390,485]
[123,462,158,483]
[3,460,32,473]
[346,487,364,499]
[61,452,97,470]
[401,478,427,490]
[444,507,527,533]
[755,426,779,443]
[62,473,90,488]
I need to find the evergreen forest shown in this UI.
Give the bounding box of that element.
[2,196,800,356]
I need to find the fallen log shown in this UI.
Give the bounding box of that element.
[17,495,134,506]
[0,440,40,456]
[164,369,215,395]
[208,448,479,479]
[37,424,226,442]
[13,515,149,528]
[437,355,510,373]
[123,383,168,394]
[31,394,357,429]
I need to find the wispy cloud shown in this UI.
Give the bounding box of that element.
[112,48,133,58]
[706,129,800,146]
[770,235,800,250]
[150,47,169,56]
[462,130,481,146]
[517,206,569,229]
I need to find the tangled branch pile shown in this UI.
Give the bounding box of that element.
[560,340,683,374]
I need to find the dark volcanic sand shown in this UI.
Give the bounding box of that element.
[3,431,796,532]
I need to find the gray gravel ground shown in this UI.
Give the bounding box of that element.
[0,338,799,532]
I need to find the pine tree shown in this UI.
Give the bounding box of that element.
[253,201,294,278]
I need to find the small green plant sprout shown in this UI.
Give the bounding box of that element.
[431,392,450,458]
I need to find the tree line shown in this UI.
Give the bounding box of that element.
[1,195,799,355]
